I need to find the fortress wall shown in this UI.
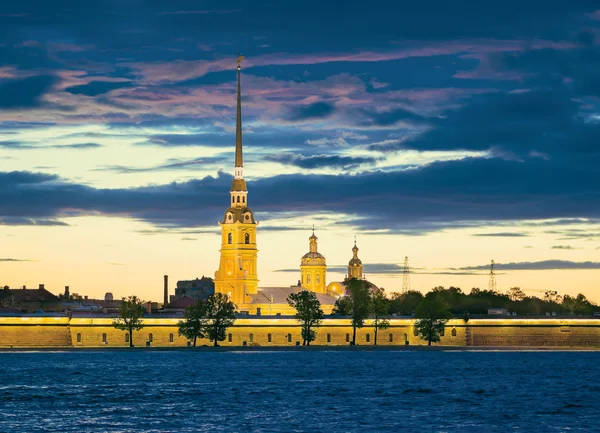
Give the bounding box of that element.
[466,320,600,347]
[0,316,598,348]
[0,317,71,348]
[66,318,467,347]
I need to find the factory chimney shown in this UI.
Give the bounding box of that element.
[163,275,169,307]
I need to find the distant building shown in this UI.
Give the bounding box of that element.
[174,277,214,301]
[488,308,510,316]
[1,284,61,313]
[164,296,196,314]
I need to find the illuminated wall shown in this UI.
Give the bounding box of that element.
[0,317,598,348]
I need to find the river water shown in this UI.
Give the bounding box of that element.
[0,350,598,432]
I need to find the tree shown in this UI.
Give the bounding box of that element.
[178,302,208,347]
[204,293,237,347]
[287,290,324,346]
[371,289,390,345]
[562,293,593,315]
[332,296,352,315]
[389,290,424,315]
[113,296,145,347]
[507,287,526,302]
[414,296,452,346]
[345,279,372,345]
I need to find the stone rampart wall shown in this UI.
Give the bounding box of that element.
[0,316,598,348]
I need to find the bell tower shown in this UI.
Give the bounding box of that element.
[347,238,363,279]
[214,55,259,308]
[300,229,327,294]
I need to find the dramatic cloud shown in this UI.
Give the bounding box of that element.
[472,232,530,237]
[264,154,378,170]
[461,260,600,271]
[0,75,59,109]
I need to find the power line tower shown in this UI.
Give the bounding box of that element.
[488,260,497,292]
[402,256,411,294]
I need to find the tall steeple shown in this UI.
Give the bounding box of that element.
[235,54,244,170]
[230,54,247,205]
[214,55,259,308]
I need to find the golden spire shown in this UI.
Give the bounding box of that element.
[235,54,244,168]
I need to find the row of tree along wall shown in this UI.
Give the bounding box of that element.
[0,316,599,348]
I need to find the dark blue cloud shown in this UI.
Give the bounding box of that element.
[283,102,335,122]
[0,75,58,109]
[472,233,530,237]
[462,260,600,271]
[264,153,378,170]
[65,81,132,96]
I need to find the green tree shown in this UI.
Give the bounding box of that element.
[507,287,526,302]
[113,295,145,347]
[287,290,324,346]
[371,289,390,345]
[177,302,208,347]
[345,278,372,345]
[389,290,423,315]
[204,293,237,347]
[332,296,352,315]
[414,296,452,346]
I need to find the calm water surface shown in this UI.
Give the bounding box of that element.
[0,350,598,432]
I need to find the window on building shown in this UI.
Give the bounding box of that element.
[307,275,311,284]
[287,333,292,343]
[102,333,107,344]
[245,233,250,244]
[232,197,234,204]
[316,274,320,284]
[403,333,408,343]
[148,333,153,343]
[345,333,350,343]
[237,196,240,203]
[366,333,370,343]
[228,333,233,343]
[125,333,129,343]
[169,333,174,343]
[228,233,232,244]
[451,328,457,337]
[389,333,394,343]
[268,334,272,343]
[327,333,331,343]
[440,327,445,337]
[249,333,254,343]
[413,328,418,337]
[76,333,81,343]
[242,197,245,203]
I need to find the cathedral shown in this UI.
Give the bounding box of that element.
[213,57,376,315]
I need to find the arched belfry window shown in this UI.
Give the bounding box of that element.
[237,196,240,203]
[245,233,250,244]
[228,233,232,244]
[242,197,245,203]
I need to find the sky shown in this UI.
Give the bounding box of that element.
[1,0,600,302]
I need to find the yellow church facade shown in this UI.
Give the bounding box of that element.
[213,57,355,315]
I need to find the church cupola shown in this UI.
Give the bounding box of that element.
[347,238,363,280]
[300,229,327,294]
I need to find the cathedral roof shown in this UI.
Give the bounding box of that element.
[249,287,337,306]
[223,206,256,224]
[302,251,325,260]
